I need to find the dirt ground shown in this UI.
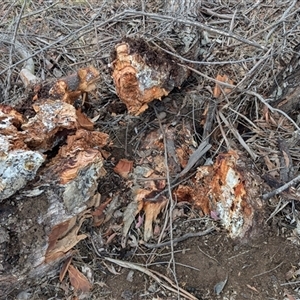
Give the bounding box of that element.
[1,1,300,300]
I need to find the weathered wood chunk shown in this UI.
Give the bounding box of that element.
[175,151,263,240]
[111,38,188,115]
[0,105,45,201]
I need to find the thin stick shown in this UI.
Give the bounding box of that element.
[218,110,258,160]
[252,262,283,279]
[4,0,26,100]
[154,108,179,294]
[281,280,300,286]
[151,40,267,66]
[124,10,266,50]
[142,227,215,249]
[197,245,219,264]
[178,142,212,177]
[104,257,198,300]
[20,1,60,20]
[262,174,300,200]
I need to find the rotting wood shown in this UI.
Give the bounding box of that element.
[175,150,264,240]
[111,37,188,115]
[0,66,108,297]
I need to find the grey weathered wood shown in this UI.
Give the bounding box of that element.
[164,0,200,56]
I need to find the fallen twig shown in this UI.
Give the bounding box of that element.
[252,261,283,278]
[0,10,127,76]
[4,0,26,100]
[150,40,269,66]
[104,257,198,300]
[125,10,266,50]
[142,227,215,249]
[218,110,258,160]
[182,64,300,133]
[262,174,300,200]
[155,108,179,291]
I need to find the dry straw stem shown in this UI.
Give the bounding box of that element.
[154,107,179,290]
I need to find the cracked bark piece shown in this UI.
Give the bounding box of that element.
[44,129,108,214]
[0,105,45,201]
[111,38,188,115]
[49,66,100,104]
[21,100,78,151]
[0,67,108,296]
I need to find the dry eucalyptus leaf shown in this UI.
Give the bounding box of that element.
[59,256,72,282]
[68,264,92,293]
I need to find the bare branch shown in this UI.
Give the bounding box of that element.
[262,174,300,200]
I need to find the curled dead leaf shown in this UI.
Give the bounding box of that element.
[143,197,167,241]
[122,188,167,243]
[76,109,94,130]
[68,264,92,293]
[60,256,72,282]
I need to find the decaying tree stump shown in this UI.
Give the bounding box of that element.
[0,68,108,297]
[174,150,264,240]
[111,38,188,115]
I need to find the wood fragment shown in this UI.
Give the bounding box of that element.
[49,66,100,104]
[111,38,188,115]
[142,227,215,249]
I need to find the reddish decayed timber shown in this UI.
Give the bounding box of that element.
[111,38,188,115]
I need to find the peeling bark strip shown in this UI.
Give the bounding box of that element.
[49,66,100,104]
[111,38,188,115]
